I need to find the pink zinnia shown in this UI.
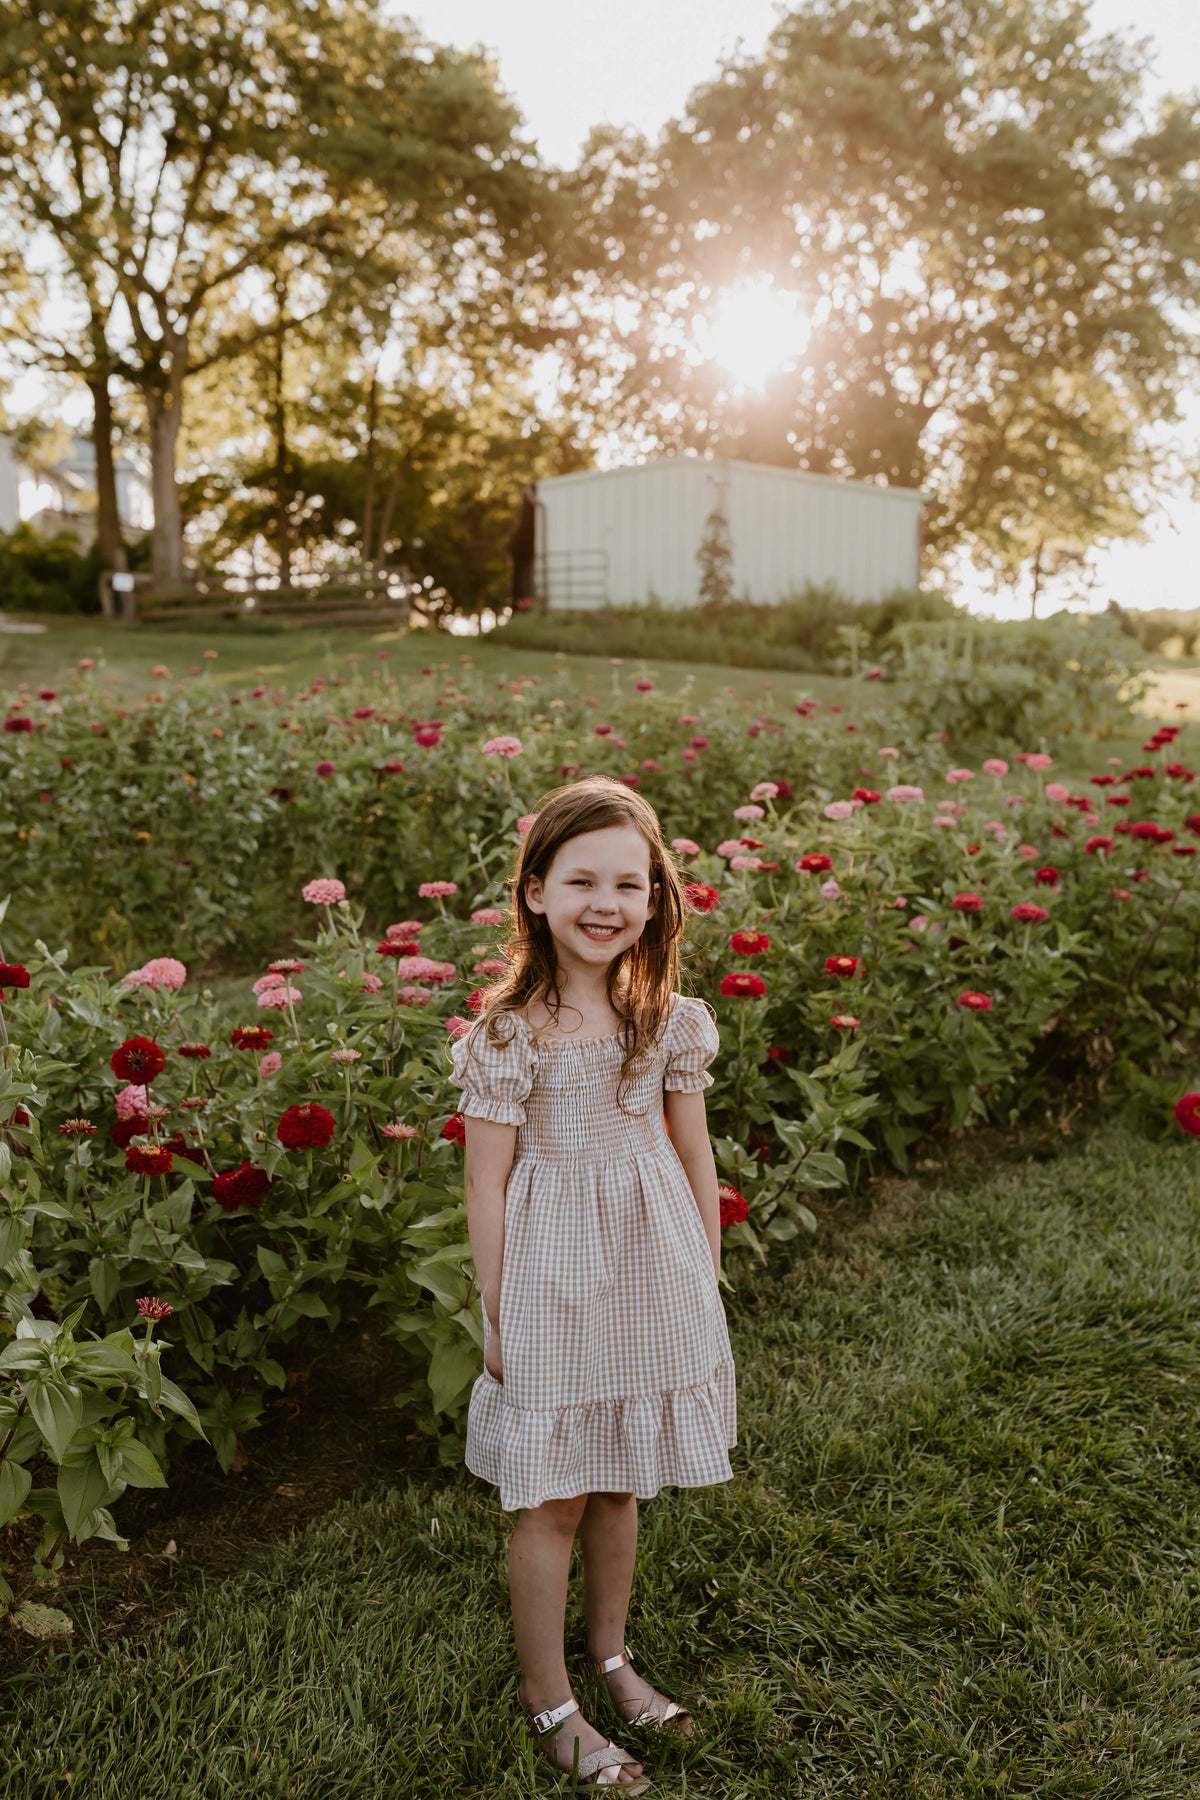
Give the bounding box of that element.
[1044,782,1071,803]
[121,956,187,993]
[886,785,924,802]
[471,908,504,926]
[383,1121,421,1140]
[257,984,302,1009]
[1010,902,1049,924]
[824,800,856,820]
[418,880,458,899]
[315,760,336,778]
[359,972,383,994]
[671,838,700,856]
[390,955,456,985]
[516,814,537,837]
[749,783,779,802]
[482,734,523,758]
[473,959,507,976]
[398,983,433,1007]
[716,839,744,858]
[387,920,424,938]
[1024,753,1054,771]
[982,758,1009,777]
[945,768,974,784]
[734,803,765,822]
[253,972,286,995]
[259,1052,283,1077]
[114,1083,149,1121]
[302,878,345,905]
[445,1015,472,1040]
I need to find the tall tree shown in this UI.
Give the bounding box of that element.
[0,0,550,588]
[560,0,1200,594]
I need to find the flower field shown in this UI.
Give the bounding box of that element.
[1,649,1198,1607]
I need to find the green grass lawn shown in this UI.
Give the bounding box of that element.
[7,1124,1200,1798]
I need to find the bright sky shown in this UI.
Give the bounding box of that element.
[404,0,1200,618]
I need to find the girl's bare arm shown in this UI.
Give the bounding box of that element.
[463,1116,518,1345]
[664,1089,721,1278]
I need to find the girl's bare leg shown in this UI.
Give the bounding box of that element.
[510,1494,645,1783]
[580,1491,687,1724]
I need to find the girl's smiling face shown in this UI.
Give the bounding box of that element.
[524,824,658,971]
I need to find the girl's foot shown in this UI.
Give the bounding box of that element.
[588,1644,695,1736]
[518,1685,648,1787]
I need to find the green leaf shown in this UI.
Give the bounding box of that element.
[156,1375,206,1437]
[57,1454,114,1536]
[26,1381,83,1462]
[0,1214,25,1265]
[426,1332,480,1415]
[88,1256,120,1315]
[256,1245,288,1280]
[118,1439,167,1489]
[11,1601,74,1641]
[0,1457,32,1526]
[283,1291,330,1319]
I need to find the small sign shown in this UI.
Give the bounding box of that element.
[111,572,136,593]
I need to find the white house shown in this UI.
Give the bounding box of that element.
[529,456,928,609]
[0,433,152,538]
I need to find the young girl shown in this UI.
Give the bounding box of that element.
[450,775,737,1791]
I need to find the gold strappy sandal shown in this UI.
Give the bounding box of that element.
[519,1688,652,1791]
[589,1643,696,1737]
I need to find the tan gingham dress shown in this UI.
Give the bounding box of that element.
[450,995,738,1511]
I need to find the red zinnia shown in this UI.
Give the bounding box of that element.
[1010,903,1049,924]
[125,1143,174,1176]
[231,1025,275,1050]
[136,1296,173,1322]
[718,1183,749,1227]
[111,1036,165,1082]
[1174,1093,1200,1138]
[824,955,861,979]
[3,716,33,734]
[1184,814,1200,837]
[442,1112,467,1145]
[719,971,767,999]
[730,930,770,956]
[111,1115,149,1149]
[0,962,31,989]
[179,1043,212,1060]
[212,1162,273,1210]
[829,1014,860,1030]
[1034,866,1059,886]
[1085,835,1113,856]
[950,893,984,913]
[377,939,421,958]
[277,1103,336,1150]
[685,882,721,913]
[766,1044,793,1062]
[957,991,993,1012]
[852,787,881,804]
[797,853,833,874]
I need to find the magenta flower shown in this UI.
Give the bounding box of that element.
[418,880,458,899]
[482,735,523,758]
[302,878,345,905]
[121,957,187,992]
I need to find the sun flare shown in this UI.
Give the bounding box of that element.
[701,280,810,390]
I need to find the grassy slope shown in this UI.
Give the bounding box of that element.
[7,1125,1200,1799]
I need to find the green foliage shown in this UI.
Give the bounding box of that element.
[498,585,957,672]
[887,614,1152,751]
[0,527,105,615]
[695,479,735,607]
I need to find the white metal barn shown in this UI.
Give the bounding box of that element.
[531,457,927,610]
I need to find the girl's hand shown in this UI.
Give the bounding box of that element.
[485,1330,503,1382]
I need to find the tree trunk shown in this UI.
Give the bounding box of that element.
[374,461,402,568]
[361,367,378,564]
[1030,540,1044,619]
[271,290,292,589]
[86,371,127,573]
[145,361,187,591]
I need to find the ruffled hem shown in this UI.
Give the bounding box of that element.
[464,1362,737,1512]
[458,1095,526,1127]
[662,1068,714,1094]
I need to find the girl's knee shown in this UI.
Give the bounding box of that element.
[525,1493,589,1531]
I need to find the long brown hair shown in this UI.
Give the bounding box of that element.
[479,776,688,1084]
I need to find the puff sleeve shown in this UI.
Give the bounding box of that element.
[663,996,720,1093]
[449,1014,535,1126]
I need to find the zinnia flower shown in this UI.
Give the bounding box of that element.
[125,1143,174,1176]
[179,1043,212,1060]
[213,1162,273,1210]
[1010,903,1049,924]
[0,962,30,989]
[685,882,720,912]
[1174,1093,1200,1138]
[111,1037,165,1083]
[830,1014,860,1029]
[945,768,974,784]
[413,724,442,748]
[719,972,767,998]
[231,1025,275,1050]
[59,1118,98,1136]
[259,1051,283,1077]
[383,1121,421,1140]
[957,991,994,1011]
[852,787,881,804]
[482,735,523,757]
[982,758,1009,777]
[277,1103,336,1150]
[442,1112,467,1145]
[749,783,779,802]
[114,1083,149,1121]
[122,956,188,992]
[301,878,345,905]
[418,880,458,899]
[824,955,861,978]
[267,958,305,975]
[733,804,765,822]
[671,838,701,856]
[331,1048,362,1065]
[136,1296,173,1321]
[1085,835,1113,855]
[797,853,833,874]
[1034,866,1059,886]
[3,716,33,734]
[718,1183,749,1227]
[730,930,770,956]
[886,784,924,802]
[950,893,985,914]
[256,984,301,1010]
